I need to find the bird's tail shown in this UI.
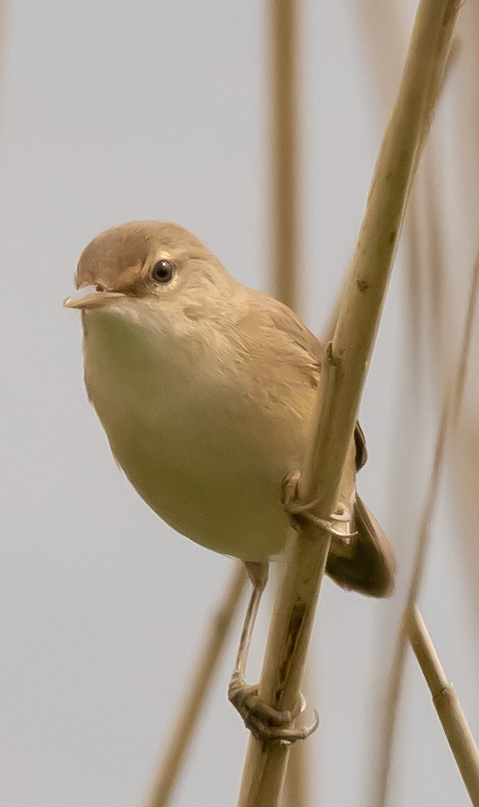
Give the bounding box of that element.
[325,494,395,597]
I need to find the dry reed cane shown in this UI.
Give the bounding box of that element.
[270,0,300,314]
[375,251,479,807]
[145,562,247,807]
[407,607,479,806]
[269,2,312,804]
[237,1,461,805]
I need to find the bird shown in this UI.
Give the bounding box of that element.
[64,220,395,740]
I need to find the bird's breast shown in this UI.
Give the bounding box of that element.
[81,308,307,561]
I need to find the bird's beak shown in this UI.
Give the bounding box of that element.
[63,285,126,310]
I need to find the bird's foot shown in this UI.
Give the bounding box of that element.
[228,670,319,744]
[282,471,357,542]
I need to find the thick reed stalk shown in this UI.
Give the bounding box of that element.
[237,1,461,805]
[270,3,311,805]
[145,563,247,807]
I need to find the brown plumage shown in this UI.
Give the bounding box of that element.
[67,221,395,597]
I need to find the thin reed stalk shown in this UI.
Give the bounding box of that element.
[145,563,247,807]
[237,1,460,804]
[375,249,479,807]
[407,607,479,805]
[270,0,300,312]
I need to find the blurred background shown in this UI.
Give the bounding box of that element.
[0,0,478,805]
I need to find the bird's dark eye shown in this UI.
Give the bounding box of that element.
[152,260,175,284]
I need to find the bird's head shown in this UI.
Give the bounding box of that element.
[64,221,237,315]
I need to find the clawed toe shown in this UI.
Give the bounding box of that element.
[229,561,318,744]
[282,470,357,540]
[228,671,319,744]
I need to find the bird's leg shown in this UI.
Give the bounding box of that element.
[228,560,319,743]
[233,561,268,680]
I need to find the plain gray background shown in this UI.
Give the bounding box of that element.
[1,0,479,805]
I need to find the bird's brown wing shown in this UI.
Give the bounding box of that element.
[233,288,395,598]
[238,292,368,465]
[233,290,368,453]
[230,290,324,388]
